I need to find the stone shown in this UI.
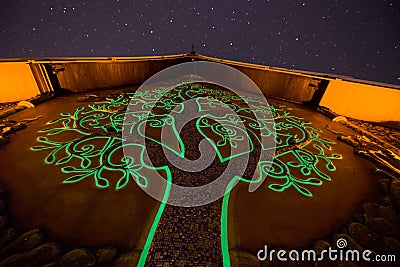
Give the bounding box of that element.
[347,223,382,251]
[337,135,360,147]
[313,240,331,255]
[318,106,339,119]
[0,136,9,146]
[0,229,43,259]
[379,236,400,256]
[0,201,5,215]
[0,242,60,267]
[372,166,397,180]
[362,203,380,217]
[377,206,400,228]
[389,179,400,213]
[268,259,307,266]
[229,249,262,266]
[0,228,18,248]
[362,203,400,228]
[96,246,117,266]
[59,249,95,267]
[0,190,6,200]
[352,211,364,224]
[381,196,394,209]
[113,251,141,267]
[313,241,333,267]
[261,247,308,267]
[340,226,349,235]
[333,261,357,267]
[364,217,400,239]
[377,179,391,195]
[0,216,6,234]
[301,261,315,267]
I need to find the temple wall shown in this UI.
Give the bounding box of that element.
[1,55,399,123]
[196,56,323,103]
[0,62,41,102]
[56,57,190,92]
[320,79,400,122]
[233,65,321,103]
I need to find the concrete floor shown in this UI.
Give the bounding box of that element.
[0,89,384,262]
[228,98,383,253]
[0,89,159,251]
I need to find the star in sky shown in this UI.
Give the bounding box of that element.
[0,0,399,85]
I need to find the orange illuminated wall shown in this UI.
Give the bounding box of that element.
[0,63,41,103]
[320,79,400,122]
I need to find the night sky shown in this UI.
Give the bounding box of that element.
[1,0,399,85]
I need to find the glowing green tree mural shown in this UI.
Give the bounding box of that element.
[31,83,342,266]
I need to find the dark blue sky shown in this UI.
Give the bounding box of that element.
[1,0,399,85]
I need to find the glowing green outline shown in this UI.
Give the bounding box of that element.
[137,114,186,158]
[31,85,343,266]
[196,114,254,163]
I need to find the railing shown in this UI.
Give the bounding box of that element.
[0,54,399,123]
